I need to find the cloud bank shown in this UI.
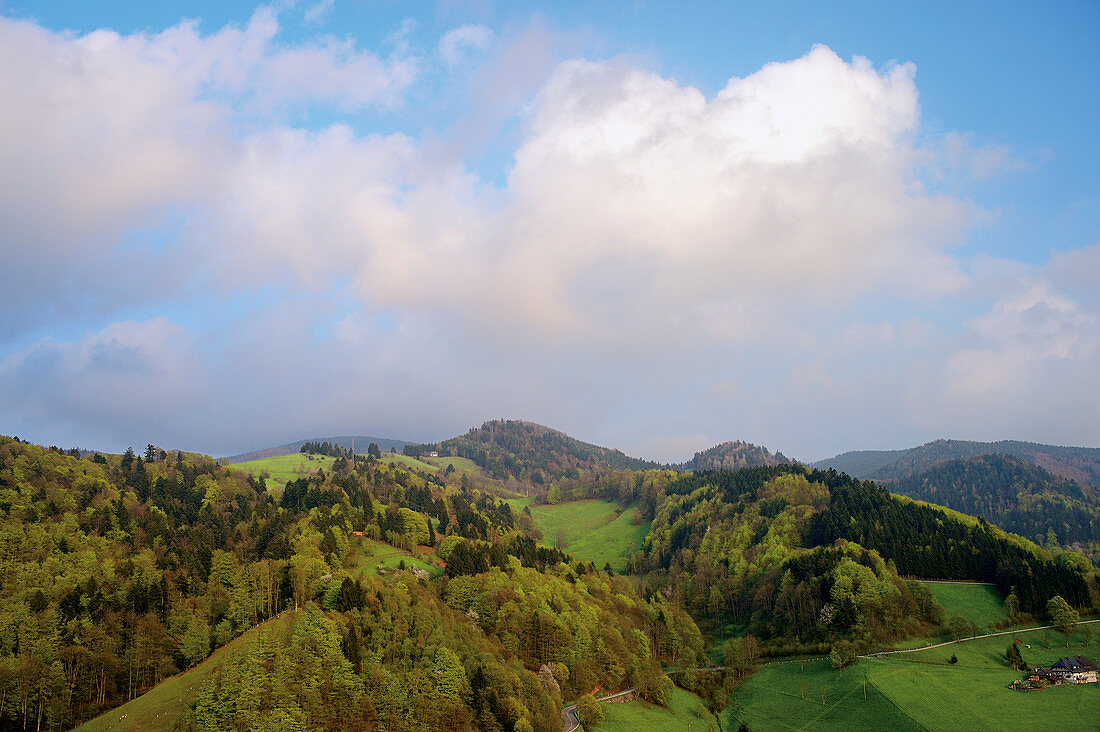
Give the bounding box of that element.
[0,10,1095,460]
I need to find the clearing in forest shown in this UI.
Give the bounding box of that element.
[231,453,336,489]
[922,581,1008,631]
[508,497,650,572]
[344,535,444,580]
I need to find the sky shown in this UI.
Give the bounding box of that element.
[0,1,1097,463]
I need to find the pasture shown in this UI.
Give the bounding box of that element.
[726,621,1100,731]
[231,452,335,489]
[923,581,1007,631]
[508,498,650,572]
[602,688,719,731]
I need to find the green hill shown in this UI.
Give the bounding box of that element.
[508,497,650,572]
[891,454,1100,556]
[676,440,792,472]
[410,419,663,482]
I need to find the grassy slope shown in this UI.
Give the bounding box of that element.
[344,535,444,580]
[728,624,1100,731]
[508,498,650,572]
[380,452,439,473]
[866,625,1100,731]
[231,453,336,488]
[602,688,719,731]
[728,658,924,732]
[923,581,1007,632]
[76,612,296,732]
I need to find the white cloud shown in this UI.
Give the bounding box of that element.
[439,23,493,67]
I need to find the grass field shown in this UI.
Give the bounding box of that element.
[76,612,296,732]
[508,498,650,572]
[727,622,1100,731]
[344,535,444,580]
[231,453,336,488]
[380,452,440,473]
[602,688,719,731]
[923,581,1007,631]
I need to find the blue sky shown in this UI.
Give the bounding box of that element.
[0,1,1097,461]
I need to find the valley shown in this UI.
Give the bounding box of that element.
[3,421,1099,731]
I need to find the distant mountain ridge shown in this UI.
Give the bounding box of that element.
[223,435,410,464]
[814,438,1100,488]
[676,440,791,471]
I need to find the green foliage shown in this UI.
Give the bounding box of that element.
[891,454,1100,557]
[1047,594,1080,643]
[577,693,604,727]
[677,440,791,472]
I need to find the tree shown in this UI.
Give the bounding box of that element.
[830,641,856,671]
[576,694,603,727]
[367,443,381,459]
[1047,595,1079,647]
[1006,643,1027,671]
[1003,591,1020,621]
[947,616,977,641]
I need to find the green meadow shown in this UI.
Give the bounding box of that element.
[727,622,1100,731]
[231,452,336,489]
[344,535,444,580]
[603,687,720,731]
[923,581,1008,631]
[508,497,650,572]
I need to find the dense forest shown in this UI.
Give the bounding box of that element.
[891,455,1100,558]
[0,435,698,731]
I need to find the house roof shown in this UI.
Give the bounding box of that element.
[1051,657,1097,672]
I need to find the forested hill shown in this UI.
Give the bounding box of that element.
[814,439,1100,488]
[224,435,410,464]
[891,454,1100,558]
[408,420,663,482]
[0,435,699,730]
[676,440,791,472]
[637,465,1098,650]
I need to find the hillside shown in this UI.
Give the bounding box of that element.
[891,454,1100,557]
[676,440,792,472]
[0,435,700,730]
[814,439,1100,488]
[637,466,1098,647]
[409,419,663,482]
[223,435,410,464]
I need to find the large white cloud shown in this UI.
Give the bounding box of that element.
[1,8,1095,459]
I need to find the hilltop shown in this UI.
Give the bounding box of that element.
[814,438,1100,488]
[675,440,792,472]
[407,419,664,482]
